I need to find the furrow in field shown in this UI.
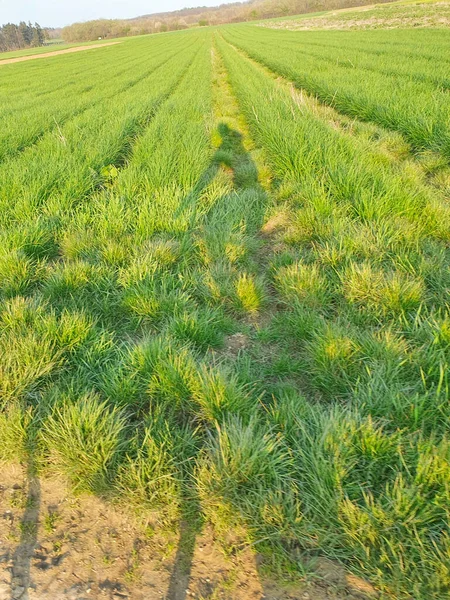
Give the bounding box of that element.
[202,41,302,385]
[197,42,274,297]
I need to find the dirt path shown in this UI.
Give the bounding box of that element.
[0,464,376,600]
[0,43,120,66]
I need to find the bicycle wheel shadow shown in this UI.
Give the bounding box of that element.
[9,456,41,600]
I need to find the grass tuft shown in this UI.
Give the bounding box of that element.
[41,393,127,493]
[234,272,265,314]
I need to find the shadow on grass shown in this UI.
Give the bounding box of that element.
[166,122,268,598]
[215,122,260,191]
[38,122,267,336]
[3,123,269,600]
[174,121,266,227]
[9,457,40,600]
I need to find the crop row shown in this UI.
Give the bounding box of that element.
[222,26,450,157]
[0,34,200,161]
[212,32,450,597]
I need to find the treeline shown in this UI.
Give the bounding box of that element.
[62,0,394,42]
[0,22,45,52]
[62,18,191,42]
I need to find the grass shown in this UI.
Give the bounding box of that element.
[223,24,450,156]
[0,15,449,599]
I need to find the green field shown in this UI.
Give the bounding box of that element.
[1,20,449,599]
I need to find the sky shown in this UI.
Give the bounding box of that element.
[0,0,227,28]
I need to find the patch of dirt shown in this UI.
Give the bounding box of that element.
[0,43,120,66]
[261,213,290,237]
[262,3,450,30]
[314,559,378,598]
[223,332,249,356]
[296,15,450,29]
[0,464,376,600]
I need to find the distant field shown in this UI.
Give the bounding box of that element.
[0,15,449,600]
[263,0,450,28]
[0,44,73,60]
[0,39,121,61]
[0,42,121,66]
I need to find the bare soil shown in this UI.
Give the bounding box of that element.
[0,464,377,600]
[278,14,450,29]
[263,2,450,30]
[0,43,120,66]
